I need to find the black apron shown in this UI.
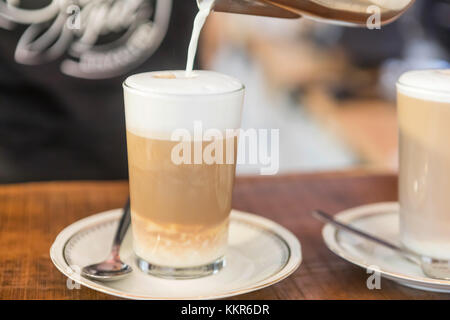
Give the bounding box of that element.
[0,0,197,183]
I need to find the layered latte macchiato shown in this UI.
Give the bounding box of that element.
[123,70,244,278]
[127,132,238,268]
[398,69,450,262]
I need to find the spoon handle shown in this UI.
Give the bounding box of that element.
[312,210,404,253]
[113,198,131,248]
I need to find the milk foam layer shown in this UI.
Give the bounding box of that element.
[124,71,244,139]
[397,69,450,102]
[125,70,243,95]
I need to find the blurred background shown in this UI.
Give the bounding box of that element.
[0,0,449,182]
[200,0,450,174]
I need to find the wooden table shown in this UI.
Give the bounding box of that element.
[1,171,449,300]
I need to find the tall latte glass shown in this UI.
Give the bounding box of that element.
[397,69,450,278]
[123,71,244,278]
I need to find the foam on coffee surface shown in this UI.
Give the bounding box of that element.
[125,70,243,95]
[397,69,450,102]
[123,70,244,139]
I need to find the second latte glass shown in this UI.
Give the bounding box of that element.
[398,69,450,279]
[123,70,244,279]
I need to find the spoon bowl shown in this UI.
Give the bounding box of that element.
[82,258,132,281]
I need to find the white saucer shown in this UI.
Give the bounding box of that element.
[322,202,450,293]
[50,209,301,300]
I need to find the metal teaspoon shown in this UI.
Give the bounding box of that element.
[312,210,450,280]
[82,199,132,281]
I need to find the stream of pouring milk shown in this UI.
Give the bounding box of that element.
[185,0,215,76]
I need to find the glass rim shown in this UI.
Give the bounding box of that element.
[396,69,450,98]
[396,80,450,104]
[122,80,245,98]
[396,80,450,96]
